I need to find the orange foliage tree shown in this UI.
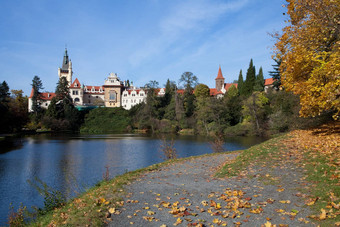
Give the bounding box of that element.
[273,0,340,119]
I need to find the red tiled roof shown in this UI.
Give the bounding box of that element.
[215,65,224,80]
[265,78,275,86]
[125,89,144,95]
[28,88,56,100]
[84,85,104,93]
[210,88,218,96]
[40,92,56,100]
[224,83,238,91]
[176,89,185,94]
[70,78,81,88]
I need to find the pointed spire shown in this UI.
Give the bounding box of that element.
[215,65,224,79]
[62,48,69,70]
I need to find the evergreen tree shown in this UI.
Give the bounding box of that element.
[237,70,244,95]
[254,67,265,91]
[55,77,71,102]
[243,59,256,96]
[31,75,44,114]
[269,58,282,90]
[0,81,10,103]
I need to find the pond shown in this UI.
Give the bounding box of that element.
[0,133,267,225]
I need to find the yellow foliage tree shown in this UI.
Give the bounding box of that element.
[273,0,340,119]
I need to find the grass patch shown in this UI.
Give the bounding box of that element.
[215,134,288,178]
[216,124,340,226]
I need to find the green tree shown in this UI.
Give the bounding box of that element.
[8,90,28,132]
[237,70,244,95]
[227,85,238,98]
[179,72,198,118]
[55,77,71,102]
[44,77,80,131]
[0,81,10,103]
[269,58,282,90]
[31,75,44,114]
[242,92,269,136]
[145,80,159,89]
[179,72,198,91]
[254,67,265,91]
[194,83,210,98]
[243,59,256,96]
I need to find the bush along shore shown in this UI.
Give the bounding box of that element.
[14,122,338,226]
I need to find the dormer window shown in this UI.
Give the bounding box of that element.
[91,87,95,92]
[75,83,78,87]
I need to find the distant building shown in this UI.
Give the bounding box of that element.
[28,50,276,112]
[209,66,238,98]
[28,49,146,111]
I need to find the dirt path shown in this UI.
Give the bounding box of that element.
[108,153,315,226]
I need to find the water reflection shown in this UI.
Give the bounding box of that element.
[0,134,267,225]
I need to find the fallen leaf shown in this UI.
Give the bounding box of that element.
[173,217,182,226]
[319,208,327,220]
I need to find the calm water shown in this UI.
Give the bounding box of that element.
[0,133,266,224]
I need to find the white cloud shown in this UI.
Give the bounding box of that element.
[129,0,248,67]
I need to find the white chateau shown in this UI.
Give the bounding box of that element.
[28,49,148,111]
[28,49,275,112]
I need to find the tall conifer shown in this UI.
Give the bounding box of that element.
[254,66,265,91]
[243,59,256,96]
[237,70,244,95]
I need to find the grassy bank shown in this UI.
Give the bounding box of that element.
[18,123,339,226]
[217,122,340,226]
[27,152,233,226]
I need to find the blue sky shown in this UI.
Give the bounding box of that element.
[0,0,286,96]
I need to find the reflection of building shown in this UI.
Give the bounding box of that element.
[28,49,147,111]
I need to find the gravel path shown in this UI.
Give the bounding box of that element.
[108,153,315,227]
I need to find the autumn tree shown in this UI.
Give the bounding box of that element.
[273,0,340,119]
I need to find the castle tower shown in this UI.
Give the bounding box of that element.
[58,48,73,84]
[215,65,225,92]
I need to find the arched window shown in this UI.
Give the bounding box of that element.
[109,91,117,101]
[74,98,80,102]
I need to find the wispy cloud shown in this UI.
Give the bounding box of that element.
[129,0,248,67]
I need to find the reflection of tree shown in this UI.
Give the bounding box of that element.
[0,137,24,154]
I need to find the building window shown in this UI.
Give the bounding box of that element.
[124,94,127,97]
[109,91,117,101]
[96,96,98,98]
[45,103,48,106]
[74,98,80,102]
[140,93,144,96]
[132,94,136,97]
[72,90,78,95]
